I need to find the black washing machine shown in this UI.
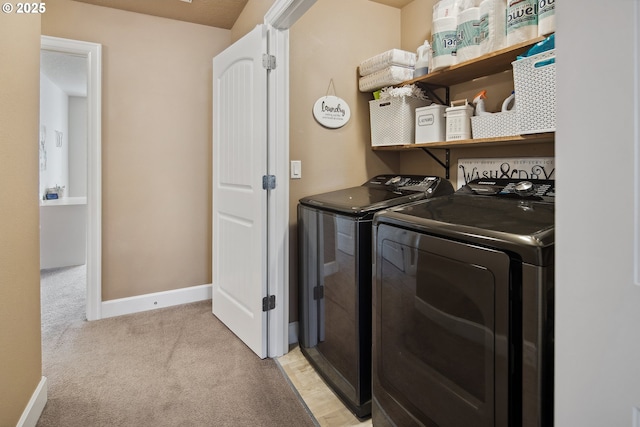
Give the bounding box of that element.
[298,175,454,419]
[372,178,555,427]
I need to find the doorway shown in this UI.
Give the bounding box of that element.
[40,36,102,321]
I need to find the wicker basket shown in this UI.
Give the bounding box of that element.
[369,96,431,146]
[470,111,519,139]
[512,49,556,134]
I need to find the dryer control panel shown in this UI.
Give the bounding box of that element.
[463,178,556,201]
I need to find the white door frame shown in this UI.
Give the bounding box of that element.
[263,0,316,357]
[40,36,102,321]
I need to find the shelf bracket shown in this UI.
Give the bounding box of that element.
[421,147,450,179]
[416,83,450,106]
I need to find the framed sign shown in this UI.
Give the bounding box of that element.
[457,157,555,189]
[313,95,350,129]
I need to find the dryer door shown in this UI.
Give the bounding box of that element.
[373,224,512,427]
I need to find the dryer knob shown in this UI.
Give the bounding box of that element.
[514,181,535,197]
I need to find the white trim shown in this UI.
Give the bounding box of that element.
[265,0,317,30]
[17,376,47,427]
[266,27,290,358]
[40,36,102,320]
[635,0,640,286]
[101,284,212,319]
[288,321,299,345]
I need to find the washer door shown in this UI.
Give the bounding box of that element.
[373,224,512,427]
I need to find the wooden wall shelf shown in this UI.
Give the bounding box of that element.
[403,36,546,87]
[372,132,554,151]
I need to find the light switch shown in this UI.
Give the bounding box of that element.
[291,160,302,179]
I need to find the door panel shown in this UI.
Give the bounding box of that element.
[212,25,267,358]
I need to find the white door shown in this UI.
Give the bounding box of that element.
[555,1,640,425]
[212,25,268,358]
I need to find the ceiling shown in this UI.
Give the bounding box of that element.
[72,0,249,29]
[369,0,413,8]
[41,51,87,97]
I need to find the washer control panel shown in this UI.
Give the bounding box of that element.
[366,175,440,191]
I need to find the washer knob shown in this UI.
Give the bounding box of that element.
[514,181,535,197]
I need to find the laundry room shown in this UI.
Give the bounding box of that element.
[2,0,640,426]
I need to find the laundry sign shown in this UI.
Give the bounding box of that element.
[457,157,555,189]
[313,95,351,129]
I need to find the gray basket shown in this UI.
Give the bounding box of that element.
[369,96,431,146]
[512,49,556,134]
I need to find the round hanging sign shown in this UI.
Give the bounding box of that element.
[313,95,350,129]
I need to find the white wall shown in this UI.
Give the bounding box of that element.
[39,72,69,198]
[68,96,87,197]
[556,1,640,425]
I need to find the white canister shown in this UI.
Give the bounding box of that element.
[445,100,474,141]
[415,104,447,143]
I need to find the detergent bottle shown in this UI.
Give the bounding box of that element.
[501,91,516,112]
[472,90,491,116]
[414,41,432,78]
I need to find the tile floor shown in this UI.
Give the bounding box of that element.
[277,346,372,427]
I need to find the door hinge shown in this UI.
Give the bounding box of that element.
[313,285,324,300]
[262,54,276,70]
[262,175,276,190]
[262,295,276,312]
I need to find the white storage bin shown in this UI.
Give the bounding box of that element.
[445,100,474,141]
[369,96,431,147]
[512,49,556,134]
[415,104,447,143]
[470,110,519,138]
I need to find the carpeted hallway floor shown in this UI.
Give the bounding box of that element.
[38,266,317,426]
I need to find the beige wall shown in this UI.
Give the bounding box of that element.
[42,1,231,300]
[0,12,43,426]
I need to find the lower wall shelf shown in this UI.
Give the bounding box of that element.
[371,132,555,151]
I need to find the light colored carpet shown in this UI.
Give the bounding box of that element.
[38,267,316,426]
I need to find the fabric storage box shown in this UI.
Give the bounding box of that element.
[470,111,519,138]
[512,49,556,134]
[359,49,416,76]
[445,101,474,141]
[370,96,431,147]
[415,104,447,143]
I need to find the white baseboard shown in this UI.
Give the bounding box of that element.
[101,284,212,319]
[288,321,298,345]
[17,376,47,427]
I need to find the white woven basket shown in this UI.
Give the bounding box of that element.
[471,111,519,139]
[512,49,556,134]
[369,96,431,146]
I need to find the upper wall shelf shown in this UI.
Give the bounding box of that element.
[403,36,546,88]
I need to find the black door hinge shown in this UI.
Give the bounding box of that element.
[262,175,276,190]
[262,295,276,312]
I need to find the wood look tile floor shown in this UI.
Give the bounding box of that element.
[277,346,372,427]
